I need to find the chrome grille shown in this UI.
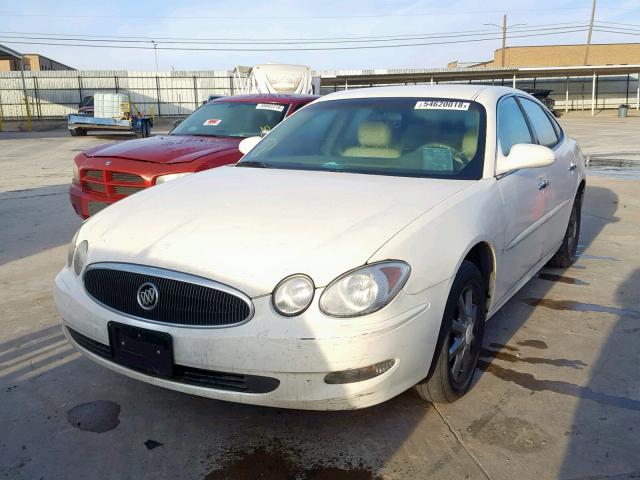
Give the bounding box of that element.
[88,201,109,216]
[84,169,104,180]
[81,167,149,201]
[113,185,144,196]
[84,182,107,194]
[83,263,254,327]
[111,172,143,184]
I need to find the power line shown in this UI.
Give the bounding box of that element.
[0,28,590,52]
[0,22,589,43]
[0,25,590,46]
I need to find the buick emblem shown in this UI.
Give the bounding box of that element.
[105,160,112,166]
[136,282,159,310]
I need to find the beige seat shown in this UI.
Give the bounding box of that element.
[460,128,479,161]
[343,122,401,159]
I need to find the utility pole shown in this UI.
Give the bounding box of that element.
[484,16,526,68]
[151,40,159,71]
[584,0,597,65]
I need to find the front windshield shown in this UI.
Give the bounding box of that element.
[239,97,486,179]
[171,101,287,138]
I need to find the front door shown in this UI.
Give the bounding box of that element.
[492,96,551,303]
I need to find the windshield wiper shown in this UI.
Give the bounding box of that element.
[236,160,272,168]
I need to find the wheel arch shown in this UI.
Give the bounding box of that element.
[423,239,496,382]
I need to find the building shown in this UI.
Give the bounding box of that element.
[451,43,640,68]
[0,44,25,72]
[0,44,74,71]
[22,53,74,71]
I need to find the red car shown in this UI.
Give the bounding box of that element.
[70,94,318,218]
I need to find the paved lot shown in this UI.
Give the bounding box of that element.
[1,115,639,479]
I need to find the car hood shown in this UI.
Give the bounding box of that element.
[82,167,472,297]
[85,135,241,164]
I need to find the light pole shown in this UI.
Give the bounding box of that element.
[584,0,597,65]
[484,15,527,67]
[151,40,159,71]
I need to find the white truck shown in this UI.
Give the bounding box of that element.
[234,64,319,95]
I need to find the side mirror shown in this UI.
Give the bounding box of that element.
[239,136,262,155]
[496,144,556,176]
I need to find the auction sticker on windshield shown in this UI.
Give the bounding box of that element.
[415,100,470,111]
[256,104,285,112]
[203,119,222,126]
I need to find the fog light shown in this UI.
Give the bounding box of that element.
[324,359,395,384]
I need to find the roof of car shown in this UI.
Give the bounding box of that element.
[316,85,523,104]
[210,94,319,105]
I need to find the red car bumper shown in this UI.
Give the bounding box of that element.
[69,182,113,219]
[69,157,209,219]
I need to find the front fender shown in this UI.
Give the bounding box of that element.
[368,179,504,295]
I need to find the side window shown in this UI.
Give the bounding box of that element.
[518,97,559,148]
[497,97,533,156]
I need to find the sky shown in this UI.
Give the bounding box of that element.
[1,0,640,71]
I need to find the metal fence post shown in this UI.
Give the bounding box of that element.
[155,75,162,116]
[193,76,198,109]
[33,75,42,119]
[19,60,31,131]
[229,75,234,96]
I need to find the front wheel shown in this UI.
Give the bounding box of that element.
[415,260,486,403]
[547,193,582,268]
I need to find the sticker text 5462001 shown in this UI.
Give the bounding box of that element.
[415,100,470,111]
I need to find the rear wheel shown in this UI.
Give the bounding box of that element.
[415,261,486,403]
[547,193,582,268]
[70,128,87,136]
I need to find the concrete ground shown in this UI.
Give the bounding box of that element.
[1,115,639,479]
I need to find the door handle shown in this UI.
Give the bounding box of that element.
[537,179,550,190]
[569,162,577,171]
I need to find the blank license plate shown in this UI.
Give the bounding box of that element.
[108,322,173,377]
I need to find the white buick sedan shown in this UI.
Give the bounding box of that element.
[54,86,586,410]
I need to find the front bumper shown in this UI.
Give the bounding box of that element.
[54,266,450,410]
[69,182,115,219]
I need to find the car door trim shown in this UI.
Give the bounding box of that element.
[505,199,570,251]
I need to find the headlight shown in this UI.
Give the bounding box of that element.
[272,274,315,316]
[67,229,80,267]
[155,172,192,185]
[72,164,79,182]
[319,261,410,317]
[73,240,88,275]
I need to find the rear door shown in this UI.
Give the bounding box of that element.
[517,97,577,257]
[493,96,551,303]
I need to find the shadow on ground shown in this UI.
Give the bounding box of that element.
[0,184,81,266]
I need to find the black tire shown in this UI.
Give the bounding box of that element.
[547,192,582,268]
[415,260,486,403]
[70,128,86,137]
